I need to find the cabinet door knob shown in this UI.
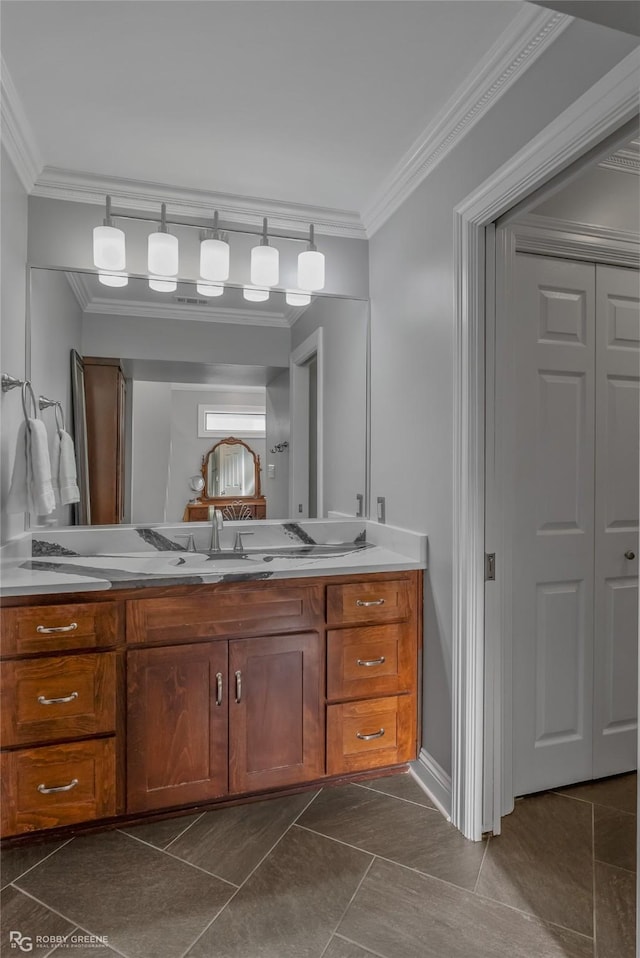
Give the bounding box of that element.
[38,691,78,706]
[235,670,242,704]
[37,778,79,795]
[356,728,385,741]
[215,672,223,707]
[36,622,78,634]
[624,551,636,560]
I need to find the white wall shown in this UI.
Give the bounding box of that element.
[265,369,290,520]
[532,163,640,231]
[164,387,266,522]
[368,18,638,776]
[1,149,29,542]
[292,298,368,518]
[29,269,83,527]
[27,196,370,300]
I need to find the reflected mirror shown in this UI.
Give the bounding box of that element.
[27,267,369,526]
[204,438,260,498]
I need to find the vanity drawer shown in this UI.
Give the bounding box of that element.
[1,653,116,747]
[1,603,119,657]
[1,738,116,836]
[126,583,323,644]
[327,624,416,701]
[326,695,416,775]
[326,578,413,627]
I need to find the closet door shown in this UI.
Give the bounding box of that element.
[593,264,639,778]
[512,254,596,797]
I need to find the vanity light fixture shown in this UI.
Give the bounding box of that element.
[93,196,127,287]
[285,289,311,307]
[196,282,224,298]
[243,286,270,303]
[200,212,230,282]
[250,218,279,287]
[148,202,178,292]
[297,224,325,291]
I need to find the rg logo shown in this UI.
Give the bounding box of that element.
[9,931,33,952]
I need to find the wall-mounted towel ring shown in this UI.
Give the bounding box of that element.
[39,396,65,431]
[21,381,38,421]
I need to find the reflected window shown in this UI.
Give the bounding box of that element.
[198,405,266,438]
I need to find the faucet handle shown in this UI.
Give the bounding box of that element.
[175,533,196,553]
[234,530,254,552]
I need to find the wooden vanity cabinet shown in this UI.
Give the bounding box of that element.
[0,600,122,836]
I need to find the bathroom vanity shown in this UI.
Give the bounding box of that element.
[0,521,425,840]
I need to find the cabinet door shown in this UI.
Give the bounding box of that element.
[127,643,228,812]
[229,632,324,793]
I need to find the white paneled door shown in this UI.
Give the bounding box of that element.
[512,255,638,797]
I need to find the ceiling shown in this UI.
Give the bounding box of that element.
[1,0,525,225]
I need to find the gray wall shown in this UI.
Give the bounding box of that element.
[532,163,640,231]
[368,18,637,775]
[27,196,370,300]
[292,298,368,518]
[1,149,29,542]
[265,369,290,520]
[130,381,172,523]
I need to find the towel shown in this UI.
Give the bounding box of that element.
[6,418,56,516]
[52,428,80,506]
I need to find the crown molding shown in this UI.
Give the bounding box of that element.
[31,166,367,239]
[363,8,571,236]
[65,271,300,327]
[512,213,640,267]
[0,57,43,192]
[599,140,640,176]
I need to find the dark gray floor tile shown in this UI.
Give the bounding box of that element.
[338,858,593,958]
[475,791,594,936]
[186,824,372,958]
[15,830,234,958]
[323,937,382,958]
[595,861,636,958]
[298,783,485,890]
[48,930,124,957]
[557,772,637,814]
[358,771,435,809]
[120,812,203,850]
[168,791,317,884]
[1,839,67,889]
[1,885,74,956]
[595,805,636,873]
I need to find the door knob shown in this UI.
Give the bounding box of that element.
[624,551,636,560]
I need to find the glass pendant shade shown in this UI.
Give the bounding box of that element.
[243,285,270,303]
[98,271,128,288]
[200,238,230,281]
[149,277,177,293]
[197,282,224,297]
[93,225,126,271]
[297,249,325,291]
[285,289,311,307]
[251,245,279,287]
[148,231,179,276]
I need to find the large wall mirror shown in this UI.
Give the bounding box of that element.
[27,267,369,527]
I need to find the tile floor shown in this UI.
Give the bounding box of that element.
[0,771,635,958]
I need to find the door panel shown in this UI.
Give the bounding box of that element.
[512,254,596,795]
[593,264,639,778]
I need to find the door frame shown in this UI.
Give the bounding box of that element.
[289,328,324,519]
[451,49,639,841]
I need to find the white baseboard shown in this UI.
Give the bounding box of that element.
[411,749,452,821]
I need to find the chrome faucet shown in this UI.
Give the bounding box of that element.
[233,530,254,552]
[209,509,223,552]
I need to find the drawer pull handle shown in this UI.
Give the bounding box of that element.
[235,670,242,704]
[357,656,386,668]
[356,728,385,741]
[36,622,78,634]
[37,778,79,795]
[355,599,385,608]
[215,672,223,707]
[38,691,79,706]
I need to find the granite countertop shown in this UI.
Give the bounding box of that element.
[0,520,427,598]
